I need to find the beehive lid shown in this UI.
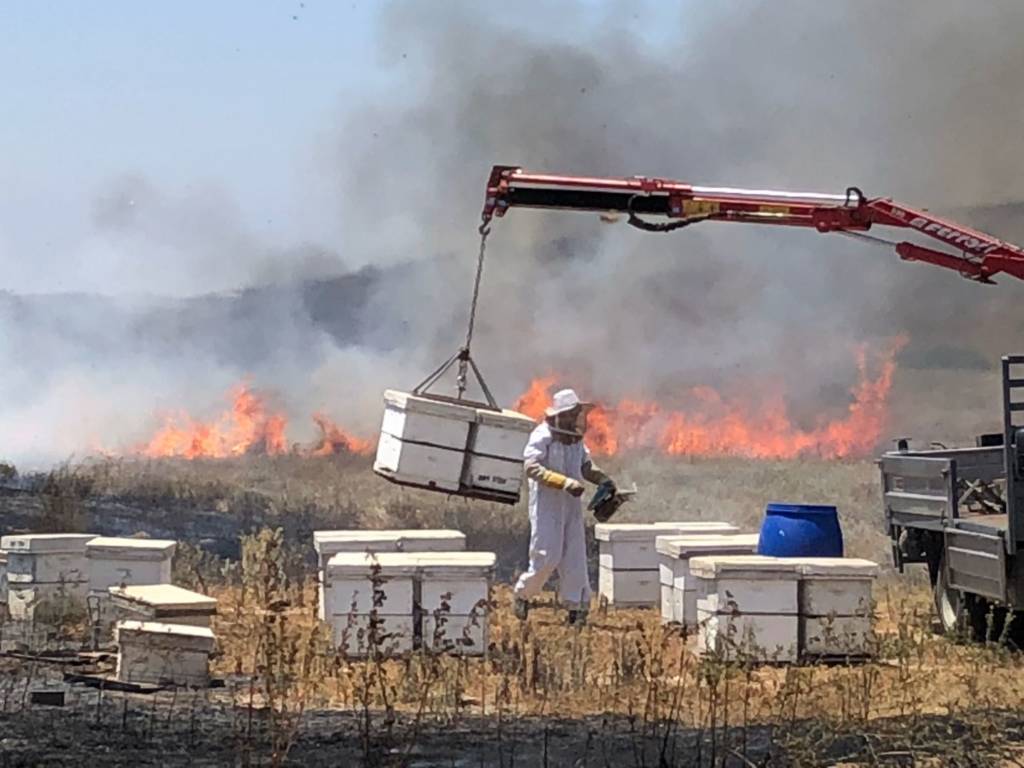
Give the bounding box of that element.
[0,533,97,553]
[655,533,760,558]
[327,551,422,578]
[475,408,536,432]
[402,550,496,578]
[109,584,218,611]
[313,529,466,554]
[327,551,496,579]
[688,555,802,580]
[595,522,738,542]
[86,537,177,558]
[791,558,880,578]
[383,390,477,422]
[115,620,216,650]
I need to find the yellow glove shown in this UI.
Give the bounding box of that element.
[538,469,585,497]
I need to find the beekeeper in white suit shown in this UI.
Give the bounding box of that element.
[513,388,614,625]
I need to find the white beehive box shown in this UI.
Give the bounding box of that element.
[656,534,760,627]
[598,567,660,606]
[465,409,535,496]
[1,533,96,620]
[1,533,95,585]
[375,432,466,492]
[313,529,466,619]
[326,552,419,656]
[793,558,879,657]
[7,585,91,624]
[416,552,495,655]
[463,453,523,496]
[374,391,476,492]
[596,522,739,606]
[86,537,176,592]
[473,409,536,459]
[380,390,476,448]
[115,620,215,687]
[326,551,495,657]
[690,555,802,662]
[109,584,218,628]
[373,390,534,503]
[596,522,740,571]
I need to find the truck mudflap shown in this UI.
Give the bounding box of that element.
[945,528,1007,603]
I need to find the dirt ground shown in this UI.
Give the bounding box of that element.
[1,683,1023,766]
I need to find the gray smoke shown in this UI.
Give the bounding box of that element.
[327,1,1024,412]
[4,0,1024,465]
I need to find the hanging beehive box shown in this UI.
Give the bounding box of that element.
[374,391,477,493]
[373,390,535,504]
[464,408,535,496]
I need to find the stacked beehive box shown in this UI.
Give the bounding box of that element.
[108,584,218,629]
[313,529,466,620]
[689,555,880,662]
[115,620,216,687]
[596,522,739,606]
[690,555,803,662]
[86,537,177,592]
[796,558,879,657]
[656,534,760,627]
[1,533,96,621]
[418,553,494,652]
[373,390,535,503]
[325,551,495,657]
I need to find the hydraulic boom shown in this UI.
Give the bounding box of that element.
[481,166,1024,284]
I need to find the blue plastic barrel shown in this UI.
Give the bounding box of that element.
[756,503,844,558]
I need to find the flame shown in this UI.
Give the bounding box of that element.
[308,413,375,456]
[136,336,904,462]
[140,385,373,459]
[585,406,618,456]
[514,376,557,421]
[142,384,288,459]
[520,337,907,459]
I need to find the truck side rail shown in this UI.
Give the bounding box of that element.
[880,454,958,532]
[1003,355,1024,555]
[882,451,1011,596]
[893,446,1005,484]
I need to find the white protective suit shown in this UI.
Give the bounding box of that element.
[513,421,606,608]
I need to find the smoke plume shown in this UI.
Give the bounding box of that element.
[4,0,1024,465]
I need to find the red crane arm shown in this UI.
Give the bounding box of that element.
[480,165,1024,284]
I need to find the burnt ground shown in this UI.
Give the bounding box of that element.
[0,486,249,558]
[0,681,1022,767]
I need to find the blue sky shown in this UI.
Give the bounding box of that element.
[0,1,678,294]
[2,2,384,289]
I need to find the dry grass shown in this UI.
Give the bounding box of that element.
[11,454,1024,763]
[210,578,1024,722]
[67,453,893,581]
[201,563,1024,765]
